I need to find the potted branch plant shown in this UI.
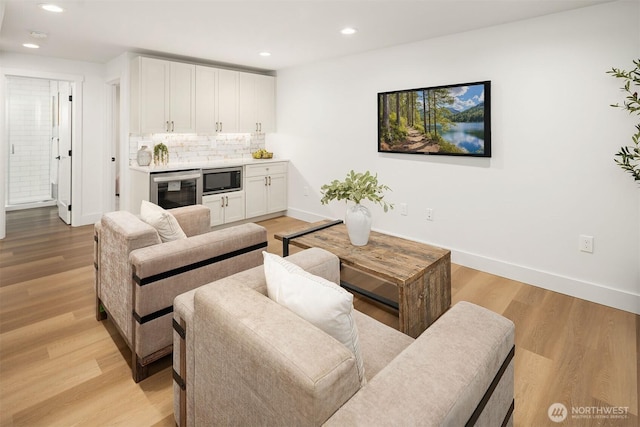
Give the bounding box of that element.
[607,58,640,183]
[154,143,169,166]
[320,170,393,246]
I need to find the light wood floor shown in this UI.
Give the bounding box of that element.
[0,208,637,426]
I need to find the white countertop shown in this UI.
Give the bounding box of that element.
[130,157,288,173]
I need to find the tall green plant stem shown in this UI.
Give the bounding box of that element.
[607,59,640,182]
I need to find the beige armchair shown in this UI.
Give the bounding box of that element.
[173,248,515,426]
[94,205,267,382]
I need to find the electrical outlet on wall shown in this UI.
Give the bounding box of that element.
[426,208,434,221]
[579,235,594,253]
[400,203,408,216]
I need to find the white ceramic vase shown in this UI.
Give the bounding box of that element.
[137,145,152,166]
[345,203,372,246]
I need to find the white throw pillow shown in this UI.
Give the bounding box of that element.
[140,200,187,242]
[263,251,366,386]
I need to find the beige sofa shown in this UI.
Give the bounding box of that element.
[173,248,515,426]
[94,205,267,382]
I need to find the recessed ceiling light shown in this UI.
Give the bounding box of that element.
[29,31,48,39]
[259,51,271,57]
[23,43,40,49]
[39,4,64,13]
[340,27,357,35]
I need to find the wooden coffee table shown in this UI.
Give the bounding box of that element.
[275,220,451,338]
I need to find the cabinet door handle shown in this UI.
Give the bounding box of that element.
[11,144,15,154]
[171,121,175,132]
[221,198,225,208]
[268,176,271,186]
[215,122,218,132]
[219,122,222,132]
[166,121,169,132]
[259,123,262,132]
[225,196,229,207]
[264,177,268,186]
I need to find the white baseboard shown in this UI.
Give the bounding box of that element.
[286,208,330,224]
[452,250,640,315]
[286,208,640,315]
[75,213,102,227]
[5,200,56,211]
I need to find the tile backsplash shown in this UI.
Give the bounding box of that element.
[7,76,53,205]
[129,133,265,165]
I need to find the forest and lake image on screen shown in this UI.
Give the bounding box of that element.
[378,81,491,157]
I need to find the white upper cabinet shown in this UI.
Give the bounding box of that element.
[256,74,276,133]
[139,58,167,133]
[130,57,196,134]
[238,72,276,133]
[170,62,196,132]
[217,69,240,133]
[195,66,239,133]
[195,66,217,133]
[132,56,275,135]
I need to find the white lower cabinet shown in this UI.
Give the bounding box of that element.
[202,191,245,227]
[244,162,287,218]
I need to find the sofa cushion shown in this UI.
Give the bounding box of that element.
[324,302,516,426]
[140,200,187,242]
[263,252,366,386]
[352,310,414,381]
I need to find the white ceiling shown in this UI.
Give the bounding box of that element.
[0,0,613,72]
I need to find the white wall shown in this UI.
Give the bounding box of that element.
[0,52,107,227]
[271,0,640,314]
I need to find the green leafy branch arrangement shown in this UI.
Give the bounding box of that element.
[607,58,640,182]
[154,143,169,166]
[320,170,394,212]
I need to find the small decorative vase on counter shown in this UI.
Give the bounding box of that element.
[137,145,152,166]
[345,204,372,246]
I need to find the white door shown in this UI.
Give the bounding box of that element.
[57,82,72,224]
[112,84,120,209]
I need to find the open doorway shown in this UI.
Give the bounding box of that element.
[5,76,73,224]
[110,82,121,211]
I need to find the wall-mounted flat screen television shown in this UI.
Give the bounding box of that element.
[378,80,491,157]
